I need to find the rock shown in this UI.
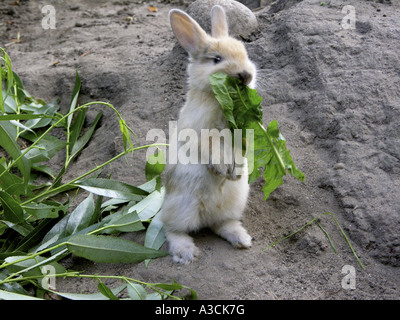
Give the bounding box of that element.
[333,163,345,170]
[187,0,258,39]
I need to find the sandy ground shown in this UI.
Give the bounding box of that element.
[1,0,399,299]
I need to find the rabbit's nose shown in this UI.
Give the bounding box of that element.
[238,71,252,86]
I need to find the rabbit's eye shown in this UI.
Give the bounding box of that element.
[213,56,222,64]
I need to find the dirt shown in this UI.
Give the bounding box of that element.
[1,0,399,300]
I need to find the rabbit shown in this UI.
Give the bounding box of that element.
[160,5,257,264]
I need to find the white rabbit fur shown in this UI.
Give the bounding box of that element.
[160,5,257,264]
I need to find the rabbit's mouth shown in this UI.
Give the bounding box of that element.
[229,71,253,86]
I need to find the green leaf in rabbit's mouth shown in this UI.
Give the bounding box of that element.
[209,72,305,200]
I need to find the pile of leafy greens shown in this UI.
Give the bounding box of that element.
[210,72,305,199]
[0,48,196,300]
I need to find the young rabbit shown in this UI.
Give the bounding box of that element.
[160,5,257,264]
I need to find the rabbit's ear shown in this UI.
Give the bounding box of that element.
[211,5,228,38]
[169,9,208,54]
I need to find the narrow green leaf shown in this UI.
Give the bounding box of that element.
[22,102,59,130]
[0,289,44,300]
[126,281,147,300]
[0,191,24,224]
[97,279,119,300]
[92,194,103,226]
[77,178,149,201]
[0,114,54,121]
[67,70,81,129]
[130,188,165,221]
[4,255,66,278]
[0,55,4,113]
[137,177,158,193]
[2,48,14,95]
[1,91,17,113]
[144,212,165,251]
[22,202,67,219]
[24,135,66,164]
[0,162,26,197]
[14,216,62,252]
[146,290,174,300]
[152,280,183,292]
[0,121,31,185]
[104,210,145,233]
[144,212,166,267]
[68,107,87,155]
[0,220,33,237]
[31,164,56,179]
[11,71,25,104]
[49,284,126,300]
[70,111,103,160]
[66,193,95,236]
[66,234,169,263]
[0,268,30,295]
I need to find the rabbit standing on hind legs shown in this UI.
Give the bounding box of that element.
[160,5,257,264]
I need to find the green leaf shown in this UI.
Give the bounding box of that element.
[126,281,147,300]
[14,216,62,252]
[0,121,31,185]
[137,177,159,193]
[49,284,126,300]
[1,91,17,114]
[154,281,183,292]
[4,255,66,278]
[11,71,25,105]
[70,111,103,160]
[0,161,26,197]
[22,102,59,130]
[0,114,54,121]
[37,214,69,250]
[66,234,169,263]
[22,202,67,219]
[144,212,165,251]
[24,134,66,164]
[1,49,14,95]
[0,191,24,224]
[0,59,3,114]
[119,119,133,151]
[0,268,30,295]
[68,107,87,155]
[104,210,145,233]
[97,278,119,300]
[67,70,81,129]
[1,91,16,113]
[77,178,149,201]
[144,212,166,267]
[145,150,165,181]
[128,188,165,221]
[31,164,56,179]
[209,72,305,200]
[0,220,33,237]
[0,289,44,300]
[66,193,95,236]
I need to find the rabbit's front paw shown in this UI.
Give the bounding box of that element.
[167,232,200,265]
[171,241,200,265]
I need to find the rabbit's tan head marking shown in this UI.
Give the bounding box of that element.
[170,5,256,91]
